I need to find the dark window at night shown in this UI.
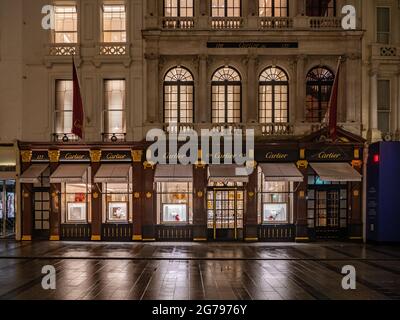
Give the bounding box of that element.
[305,67,335,123]
[163,67,194,124]
[212,67,241,124]
[259,67,289,124]
[377,79,391,134]
[376,7,390,44]
[259,0,288,17]
[306,0,336,17]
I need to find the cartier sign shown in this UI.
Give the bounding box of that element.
[306,147,353,162]
[60,151,90,162]
[101,151,132,162]
[255,149,297,163]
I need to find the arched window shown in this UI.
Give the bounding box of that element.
[259,67,289,124]
[212,67,242,124]
[306,0,336,17]
[163,67,194,124]
[259,0,288,17]
[306,67,335,123]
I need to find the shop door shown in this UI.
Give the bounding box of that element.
[207,188,244,241]
[314,188,347,238]
[0,180,16,238]
[32,188,50,239]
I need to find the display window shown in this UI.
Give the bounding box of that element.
[103,183,132,223]
[257,167,293,224]
[156,182,193,224]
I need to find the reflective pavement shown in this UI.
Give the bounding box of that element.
[0,241,399,300]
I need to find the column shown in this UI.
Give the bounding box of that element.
[145,52,160,123]
[193,164,207,240]
[368,67,381,142]
[142,162,156,240]
[397,72,400,135]
[48,150,61,241]
[198,0,209,28]
[146,0,158,29]
[197,55,208,123]
[345,54,361,123]
[244,169,258,241]
[246,55,258,123]
[20,151,32,240]
[349,160,363,240]
[90,150,101,241]
[296,55,306,123]
[290,0,298,16]
[295,149,309,241]
[132,150,144,241]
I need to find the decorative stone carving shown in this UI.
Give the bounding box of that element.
[48,150,60,163]
[90,150,102,163]
[21,151,32,163]
[132,150,143,162]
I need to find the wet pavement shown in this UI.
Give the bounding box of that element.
[0,241,399,300]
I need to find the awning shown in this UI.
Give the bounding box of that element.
[0,172,16,180]
[94,164,131,183]
[50,164,89,183]
[154,165,193,182]
[20,164,49,184]
[208,164,250,183]
[310,163,362,182]
[260,163,304,182]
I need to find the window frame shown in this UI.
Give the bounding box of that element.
[377,79,391,134]
[211,0,242,17]
[258,0,289,17]
[102,179,133,224]
[259,66,289,124]
[103,79,127,140]
[53,5,78,44]
[376,6,391,44]
[306,0,336,17]
[163,67,195,124]
[101,3,127,43]
[163,0,194,17]
[211,66,242,124]
[305,66,335,123]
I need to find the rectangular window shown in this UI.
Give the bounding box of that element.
[61,170,91,224]
[259,0,288,17]
[103,80,126,141]
[211,0,241,17]
[103,182,132,223]
[55,80,79,141]
[164,0,194,17]
[156,182,193,224]
[54,6,78,43]
[306,0,336,17]
[257,167,292,224]
[378,80,391,134]
[377,7,390,44]
[102,4,126,42]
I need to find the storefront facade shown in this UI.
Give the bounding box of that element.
[18,128,365,242]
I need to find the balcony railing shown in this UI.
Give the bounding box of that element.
[210,17,243,29]
[48,43,78,56]
[309,17,342,29]
[53,133,80,143]
[259,17,293,29]
[161,17,195,29]
[261,123,294,136]
[99,42,128,56]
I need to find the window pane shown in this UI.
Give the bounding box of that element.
[378,80,390,110]
[54,6,77,43]
[104,80,126,134]
[306,0,336,17]
[102,5,126,43]
[378,112,390,133]
[55,80,73,134]
[377,7,390,44]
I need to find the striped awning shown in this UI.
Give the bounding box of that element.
[154,165,193,182]
[310,163,362,182]
[208,165,250,183]
[20,164,49,184]
[50,164,89,183]
[94,164,131,183]
[260,163,304,182]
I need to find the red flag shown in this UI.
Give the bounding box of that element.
[326,58,341,141]
[72,58,84,139]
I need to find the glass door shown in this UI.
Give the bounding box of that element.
[207,188,244,240]
[33,188,50,239]
[0,180,16,238]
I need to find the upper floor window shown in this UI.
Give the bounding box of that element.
[377,7,390,44]
[102,4,126,43]
[306,0,336,17]
[259,67,289,124]
[54,80,78,141]
[305,67,335,123]
[212,67,241,124]
[211,0,241,17]
[103,80,126,141]
[164,0,194,17]
[377,80,391,134]
[259,0,288,17]
[54,6,77,43]
[164,67,194,124]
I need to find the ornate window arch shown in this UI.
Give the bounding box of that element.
[305,66,335,122]
[211,67,242,124]
[259,66,289,124]
[163,67,194,124]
